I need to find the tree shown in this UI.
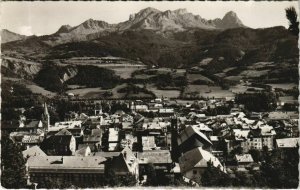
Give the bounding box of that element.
[249,149,261,162]
[144,164,158,186]
[1,136,27,188]
[201,161,231,187]
[286,7,299,36]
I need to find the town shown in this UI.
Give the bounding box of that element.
[1,2,299,189]
[2,93,299,188]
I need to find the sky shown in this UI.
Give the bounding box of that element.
[1,1,299,36]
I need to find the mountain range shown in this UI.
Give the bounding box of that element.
[1,7,298,96]
[2,7,245,45]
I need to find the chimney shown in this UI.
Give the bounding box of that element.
[61,156,64,163]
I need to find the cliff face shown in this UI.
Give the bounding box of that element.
[2,57,42,79]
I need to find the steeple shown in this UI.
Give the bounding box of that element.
[42,102,50,131]
[44,102,49,116]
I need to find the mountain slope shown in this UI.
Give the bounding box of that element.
[1,29,27,43]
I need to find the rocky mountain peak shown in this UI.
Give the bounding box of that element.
[173,8,188,15]
[221,11,244,28]
[56,25,72,34]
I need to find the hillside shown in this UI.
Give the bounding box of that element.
[1,29,27,43]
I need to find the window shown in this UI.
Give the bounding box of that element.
[193,170,197,174]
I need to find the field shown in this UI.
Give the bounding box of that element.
[147,84,181,99]
[240,69,270,78]
[187,73,214,84]
[183,85,235,99]
[26,84,56,97]
[111,67,145,79]
[66,87,104,96]
[267,83,297,90]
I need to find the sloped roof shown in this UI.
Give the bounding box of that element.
[25,120,41,128]
[27,156,106,172]
[22,135,42,144]
[177,126,212,146]
[83,135,101,143]
[235,154,254,163]
[179,147,224,173]
[23,146,47,158]
[137,150,172,164]
[260,125,276,136]
[233,129,250,140]
[75,146,91,157]
[92,151,120,158]
[142,136,156,150]
[45,135,73,146]
[276,138,299,148]
[55,128,73,136]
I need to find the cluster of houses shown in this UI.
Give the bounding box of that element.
[3,97,299,187]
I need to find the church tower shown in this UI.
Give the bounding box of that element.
[94,103,102,116]
[42,102,50,131]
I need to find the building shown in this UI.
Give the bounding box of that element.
[41,133,76,156]
[276,138,299,149]
[179,147,225,184]
[26,155,106,186]
[42,102,50,131]
[177,126,213,154]
[234,154,254,169]
[108,146,139,177]
[137,150,173,175]
[23,146,47,158]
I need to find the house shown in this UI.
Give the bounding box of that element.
[179,147,225,184]
[231,129,250,152]
[108,127,119,151]
[51,120,82,131]
[142,136,157,150]
[22,120,43,133]
[194,123,213,137]
[249,112,262,120]
[260,125,276,150]
[158,108,174,117]
[276,138,299,149]
[137,150,173,175]
[142,118,169,134]
[23,146,47,158]
[131,103,148,112]
[75,146,91,157]
[66,127,83,138]
[10,132,44,148]
[234,154,254,169]
[41,133,76,156]
[177,126,213,154]
[22,135,44,149]
[108,146,139,178]
[82,131,102,152]
[26,155,106,186]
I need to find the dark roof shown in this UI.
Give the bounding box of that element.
[55,129,73,136]
[137,150,172,164]
[83,135,101,143]
[67,128,82,133]
[45,135,73,146]
[25,120,40,128]
[92,152,121,158]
